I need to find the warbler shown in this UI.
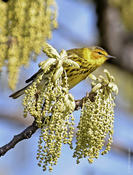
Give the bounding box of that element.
[9,46,115,99]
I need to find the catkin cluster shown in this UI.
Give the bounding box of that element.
[0,0,57,89]
[73,70,118,164]
[22,43,79,171]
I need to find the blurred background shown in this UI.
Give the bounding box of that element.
[0,0,133,175]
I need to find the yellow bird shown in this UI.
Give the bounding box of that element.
[9,46,115,99]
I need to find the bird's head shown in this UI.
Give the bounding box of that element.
[87,46,115,66]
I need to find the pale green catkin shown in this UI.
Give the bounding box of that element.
[73,70,118,164]
[0,0,57,89]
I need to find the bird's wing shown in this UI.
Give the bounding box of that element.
[67,48,84,58]
[25,69,43,83]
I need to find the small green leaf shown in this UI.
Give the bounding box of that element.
[53,66,63,81]
[63,59,80,68]
[43,43,60,58]
[40,58,56,72]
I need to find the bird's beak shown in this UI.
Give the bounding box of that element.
[106,55,116,59]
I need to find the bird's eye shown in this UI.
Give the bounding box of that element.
[97,52,103,55]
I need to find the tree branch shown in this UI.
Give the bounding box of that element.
[1,91,131,159]
[0,93,95,157]
[0,120,38,157]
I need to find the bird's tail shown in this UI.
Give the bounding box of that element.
[9,83,32,99]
